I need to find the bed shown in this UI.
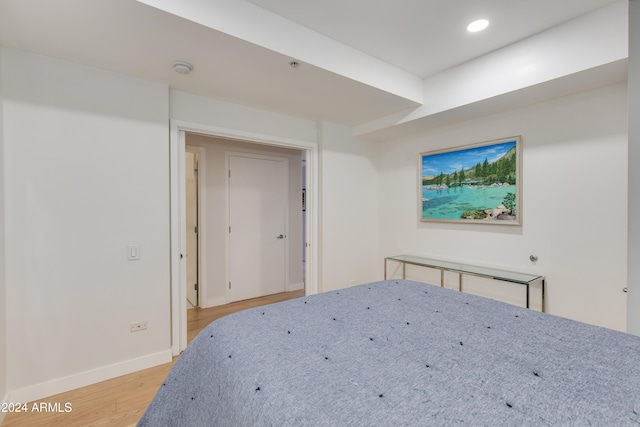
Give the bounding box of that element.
[139,280,640,426]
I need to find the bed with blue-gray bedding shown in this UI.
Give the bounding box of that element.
[139,280,640,426]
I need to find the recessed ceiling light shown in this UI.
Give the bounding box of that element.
[290,61,300,69]
[467,19,490,33]
[173,61,193,74]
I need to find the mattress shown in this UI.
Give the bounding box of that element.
[139,280,640,426]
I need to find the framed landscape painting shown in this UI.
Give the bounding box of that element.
[419,136,521,225]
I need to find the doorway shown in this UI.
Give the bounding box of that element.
[170,121,318,355]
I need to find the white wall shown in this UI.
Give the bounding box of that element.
[319,122,380,291]
[170,90,317,145]
[2,49,172,401]
[379,83,628,331]
[629,0,640,335]
[185,134,304,306]
[0,48,7,418]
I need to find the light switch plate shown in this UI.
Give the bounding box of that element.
[128,244,140,260]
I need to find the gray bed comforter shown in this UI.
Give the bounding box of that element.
[139,280,640,426]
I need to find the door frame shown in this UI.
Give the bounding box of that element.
[185,145,207,309]
[226,152,289,303]
[170,120,319,355]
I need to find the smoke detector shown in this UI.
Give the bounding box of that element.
[173,61,193,74]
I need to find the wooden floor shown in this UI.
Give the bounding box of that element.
[1,290,304,427]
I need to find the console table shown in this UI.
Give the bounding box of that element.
[385,255,545,311]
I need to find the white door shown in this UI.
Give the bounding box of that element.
[229,155,287,302]
[185,151,199,307]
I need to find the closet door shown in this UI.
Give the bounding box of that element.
[229,154,287,302]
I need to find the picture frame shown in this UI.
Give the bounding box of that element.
[419,136,522,225]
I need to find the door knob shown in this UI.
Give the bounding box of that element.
[277,234,285,239]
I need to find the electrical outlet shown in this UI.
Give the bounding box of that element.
[349,279,357,286]
[130,321,148,332]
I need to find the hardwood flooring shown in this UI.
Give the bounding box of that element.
[1,289,304,427]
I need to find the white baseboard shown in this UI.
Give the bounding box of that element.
[205,284,304,308]
[205,296,229,308]
[7,349,172,404]
[201,282,304,308]
[287,282,305,292]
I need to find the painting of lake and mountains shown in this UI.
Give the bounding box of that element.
[420,137,521,224]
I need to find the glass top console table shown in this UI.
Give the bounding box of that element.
[385,255,545,311]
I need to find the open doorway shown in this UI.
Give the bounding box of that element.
[170,121,318,355]
[185,135,305,306]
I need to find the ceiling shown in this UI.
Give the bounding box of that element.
[246,0,617,78]
[0,0,621,129]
